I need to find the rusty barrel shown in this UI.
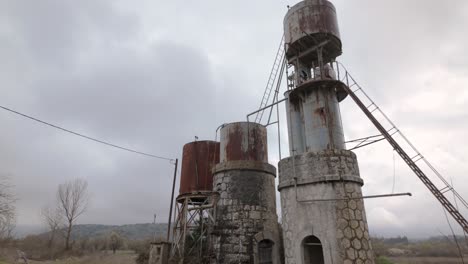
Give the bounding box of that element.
[179,140,220,196]
[219,122,268,163]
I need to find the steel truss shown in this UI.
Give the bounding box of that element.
[171,192,219,264]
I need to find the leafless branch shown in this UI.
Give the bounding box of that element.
[56,178,89,250]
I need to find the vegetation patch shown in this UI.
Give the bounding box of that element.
[376,256,394,264]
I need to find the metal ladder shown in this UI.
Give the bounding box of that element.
[254,35,286,124]
[337,62,468,233]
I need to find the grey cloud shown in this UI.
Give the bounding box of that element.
[1,0,467,239]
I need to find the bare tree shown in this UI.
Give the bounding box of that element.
[41,206,63,249]
[57,178,89,250]
[0,177,15,239]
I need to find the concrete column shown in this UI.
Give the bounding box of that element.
[285,91,306,155]
[301,86,345,152]
[278,150,374,264]
[149,242,171,264]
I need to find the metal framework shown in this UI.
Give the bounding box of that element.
[345,134,386,151]
[335,62,468,233]
[250,33,468,233]
[171,192,219,264]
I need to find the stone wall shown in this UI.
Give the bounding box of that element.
[278,149,374,264]
[211,161,281,264]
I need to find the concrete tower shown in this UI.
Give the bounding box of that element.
[278,1,375,263]
[212,122,281,264]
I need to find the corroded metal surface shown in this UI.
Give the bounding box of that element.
[285,81,345,154]
[219,122,268,163]
[284,90,306,155]
[284,0,342,63]
[179,140,220,195]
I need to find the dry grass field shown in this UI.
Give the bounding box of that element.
[389,256,467,264]
[0,251,136,264]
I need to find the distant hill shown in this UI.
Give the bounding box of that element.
[15,223,169,240]
[13,225,46,238]
[69,223,168,240]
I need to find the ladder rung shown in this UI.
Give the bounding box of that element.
[439,186,452,194]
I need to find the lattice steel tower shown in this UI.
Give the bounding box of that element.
[278,1,375,263]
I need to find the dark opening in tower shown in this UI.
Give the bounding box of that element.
[259,239,274,264]
[303,236,324,264]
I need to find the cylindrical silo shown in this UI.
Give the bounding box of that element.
[179,140,220,198]
[219,122,268,163]
[284,90,306,155]
[171,140,220,263]
[284,0,342,65]
[279,1,375,263]
[212,122,281,264]
[301,85,345,152]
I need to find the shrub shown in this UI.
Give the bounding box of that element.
[130,239,150,264]
[376,256,394,264]
[136,251,149,264]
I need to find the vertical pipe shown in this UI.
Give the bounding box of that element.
[277,92,282,160]
[167,158,178,241]
[153,214,158,242]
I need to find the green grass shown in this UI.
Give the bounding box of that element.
[376,256,395,264]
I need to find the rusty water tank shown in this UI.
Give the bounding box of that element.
[284,0,342,63]
[219,122,268,163]
[179,140,220,196]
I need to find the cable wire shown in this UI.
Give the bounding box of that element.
[442,206,465,264]
[392,150,396,194]
[0,104,173,162]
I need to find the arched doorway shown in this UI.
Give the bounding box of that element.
[258,239,274,264]
[303,236,324,264]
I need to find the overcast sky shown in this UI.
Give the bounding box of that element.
[1,0,467,238]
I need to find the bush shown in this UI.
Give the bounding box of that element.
[376,256,394,264]
[129,239,150,264]
[136,251,149,264]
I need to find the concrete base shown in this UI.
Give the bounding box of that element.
[149,242,171,264]
[278,149,375,264]
[211,161,282,264]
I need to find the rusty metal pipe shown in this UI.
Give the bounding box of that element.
[298,192,412,203]
[246,98,287,122]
